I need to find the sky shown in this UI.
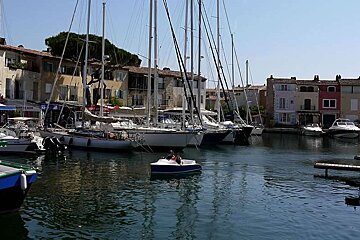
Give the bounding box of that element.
[2,0,360,88]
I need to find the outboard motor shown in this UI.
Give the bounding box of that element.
[51,137,66,151]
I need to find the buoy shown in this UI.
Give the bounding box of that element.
[87,138,91,147]
[20,173,27,190]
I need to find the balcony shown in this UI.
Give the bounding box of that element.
[300,105,316,111]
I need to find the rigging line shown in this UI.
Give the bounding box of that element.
[44,0,80,121]
[136,0,146,56]
[1,0,12,44]
[221,0,232,38]
[249,64,263,125]
[123,0,140,48]
[160,0,185,68]
[199,0,232,114]
[162,0,202,126]
[57,43,85,124]
[220,35,232,88]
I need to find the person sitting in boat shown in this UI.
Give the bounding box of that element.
[166,150,175,160]
[175,154,182,165]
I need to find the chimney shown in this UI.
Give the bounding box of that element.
[290,76,296,80]
[0,37,6,45]
[335,74,341,81]
[313,75,319,81]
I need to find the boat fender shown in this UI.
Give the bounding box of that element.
[20,173,27,190]
[87,138,91,147]
[69,138,73,146]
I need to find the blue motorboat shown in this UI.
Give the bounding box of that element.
[0,160,37,214]
[150,158,202,174]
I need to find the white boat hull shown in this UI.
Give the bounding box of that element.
[0,139,33,153]
[251,127,264,136]
[126,130,196,150]
[150,158,202,174]
[40,130,137,150]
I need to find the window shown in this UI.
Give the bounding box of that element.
[116,89,123,99]
[354,86,360,94]
[351,99,358,111]
[43,62,54,72]
[59,86,68,100]
[280,113,290,123]
[341,86,352,93]
[105,89,112,99]
[132,95,143,105]
[45,84,52,94]
[279,98,286,109]
[323,99,336,108]
[280,85,288,91]
[69,86,78,101]
[158,78,164,89]
[327,86,336,92]
[114,71,127,81]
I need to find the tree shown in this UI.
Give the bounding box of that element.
[45,32,141,67]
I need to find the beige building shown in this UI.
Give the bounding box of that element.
[340,78,360,122]
[295,80,320,125]
[124,66,207,110]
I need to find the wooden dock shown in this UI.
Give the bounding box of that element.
[314,159,360,177]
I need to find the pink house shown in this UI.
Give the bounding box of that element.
[317,76,341,128]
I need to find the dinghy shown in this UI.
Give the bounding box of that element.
[150,157,202,174]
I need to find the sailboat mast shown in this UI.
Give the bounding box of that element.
[197,0,202,113]
[216,0,221,123]
[231,34,234,89]
[153,0,158,125]
[245,59,249,123]
[146,0,153,127]
[100,0,106,117]
[82,0,91,124]
[182,0,189,130]
[190,0,194,123]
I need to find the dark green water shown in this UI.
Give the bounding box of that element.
[1,133,360,239]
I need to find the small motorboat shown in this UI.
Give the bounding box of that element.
[328,118,360,139]
[0,160,37,214]
[301,123,324,137]
[150,157,202,174]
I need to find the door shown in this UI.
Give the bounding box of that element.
[322,114,336,129]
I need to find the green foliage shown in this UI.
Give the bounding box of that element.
[45,32,141,67]
[8,61,27,69]
[106,97,123,107]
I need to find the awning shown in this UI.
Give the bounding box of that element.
[0,104,16,111]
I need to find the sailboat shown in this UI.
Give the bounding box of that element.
[244,60,264,136]
[40,0,138,151]
[109,0,200,152]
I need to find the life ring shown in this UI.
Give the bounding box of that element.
[87,138,91,147]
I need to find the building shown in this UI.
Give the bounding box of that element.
[339,76,360,124]
[124,66,207,110]
[267,75,360,128]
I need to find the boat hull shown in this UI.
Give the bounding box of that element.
[150,158,202,174]
[328,130,359,139]
[0,163,37,214]
[201,130,230,145]
[0,139,37,154]
[126,131,195,151]
[302,130,323,137]
[40,130,136,151]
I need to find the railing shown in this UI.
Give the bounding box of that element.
[300,105,316,110]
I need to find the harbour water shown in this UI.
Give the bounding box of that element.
[1,133,360,239]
